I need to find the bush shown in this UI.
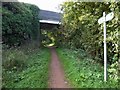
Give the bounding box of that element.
[2,2,40,47]
[108,61,119,82]
[3,49,28,71]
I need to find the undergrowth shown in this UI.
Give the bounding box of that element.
[57,48,119,88]
[2,45,50,88]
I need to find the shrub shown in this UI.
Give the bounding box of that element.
[2,2,40,47]
[3,49,28,71]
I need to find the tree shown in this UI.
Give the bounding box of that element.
[60,1,120,64]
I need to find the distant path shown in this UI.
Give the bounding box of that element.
[48,47,69,88]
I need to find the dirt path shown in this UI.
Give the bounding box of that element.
[48,47,69,88]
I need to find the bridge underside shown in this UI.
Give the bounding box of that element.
[40,23,60,30]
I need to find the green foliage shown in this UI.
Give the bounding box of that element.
[60,2,120,64]
[41,27,61,46]
[3,49,28,70]
[2,2,40,47]
[2,46,50,88]
[41,29,54,46]
[108,61,119,81]
[57,48,119,88]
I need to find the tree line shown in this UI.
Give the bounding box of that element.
[2,2,40,48]
[59,1,119,65]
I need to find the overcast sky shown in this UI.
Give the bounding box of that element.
[18,0,70,12]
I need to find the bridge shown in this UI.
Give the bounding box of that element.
[39,10,61,30]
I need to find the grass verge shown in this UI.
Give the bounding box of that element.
[2,46,50,88]
[57,48,119,88]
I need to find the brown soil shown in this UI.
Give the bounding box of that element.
[48,47,69,88]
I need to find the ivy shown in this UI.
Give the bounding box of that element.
[2,2,40,47]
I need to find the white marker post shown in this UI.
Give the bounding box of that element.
[103,12,107,82]
[98,12,114,82]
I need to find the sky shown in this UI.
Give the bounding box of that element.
[18,0,69,12]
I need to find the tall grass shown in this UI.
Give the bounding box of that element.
[2,44,50,88]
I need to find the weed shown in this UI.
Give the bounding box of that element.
[57,48,119,88]
[2,46,50,88]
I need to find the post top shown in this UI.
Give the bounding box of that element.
[103,12,106,16]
